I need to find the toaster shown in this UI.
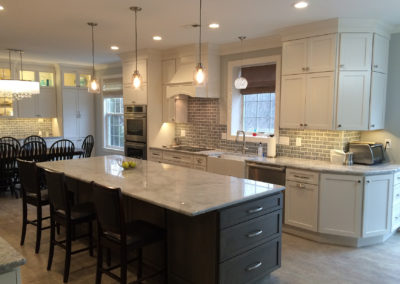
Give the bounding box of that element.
[348,142,385,165]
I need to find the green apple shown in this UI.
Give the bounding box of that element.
[122,161,129,169]
[129,161,137,168]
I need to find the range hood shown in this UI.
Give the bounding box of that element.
[166,63,205,98]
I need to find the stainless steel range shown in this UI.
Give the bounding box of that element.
[124,105,147,159]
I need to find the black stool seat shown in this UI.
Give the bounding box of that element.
[55,202,96,222]
[26,189,49,202]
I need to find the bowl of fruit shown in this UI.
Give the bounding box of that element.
[118,160,137,170]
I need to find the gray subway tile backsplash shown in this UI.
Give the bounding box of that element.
[0,118,53,139]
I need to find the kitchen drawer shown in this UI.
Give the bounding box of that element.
[286,168,319,185]
[220,193,282,229]
[149,149,163,162]
[392,204,400,231]
[394,171,400,186]
[193,155,207,167]
[163,159,193,168]
[193,165,207,171]
[219,237,281,284]
[163,151,194,164]
[220,210,281,261]
[394,184,400,205]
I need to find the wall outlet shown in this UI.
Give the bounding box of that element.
[279,136,290,145]
[385,139,392,148]
[296,137,302,147]
[221,133,227,139]
[180,130,186,137]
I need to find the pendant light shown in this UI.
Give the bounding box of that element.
[0,49,40,100]
[234,36,248,90]
[88,22,100,94]
[130,6,142,89]
[194,0,205,85]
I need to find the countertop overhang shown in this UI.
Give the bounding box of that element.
[0,237,26,274]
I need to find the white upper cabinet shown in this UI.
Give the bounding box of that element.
[336,71,371,130]
[18,88,57,118]
[372,34,390,74]
[339,33,373,71]
[282,39,307,75]
[304,72,335,130]
[122,59,148,105]
[280,74,306,128]
[369,72,387,130]
[282,35,337,75]
[307,34,337,73]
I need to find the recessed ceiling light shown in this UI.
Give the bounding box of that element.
[209,23,220,29]
[153,36,162,41]
[294,1,309,9]
[110,46,119,50]
[0,5,4,11]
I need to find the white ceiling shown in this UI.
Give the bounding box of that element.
[0,0,399,65]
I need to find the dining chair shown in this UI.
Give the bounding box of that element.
[19,141,48,162]
[80,135,94,158]
[17,159,50,253]
[49,139,75,161]
[23,135,47,145]
[0,143,18,197]
[91,182,167,284]
[45,169,96,283]
[1,137,22,193]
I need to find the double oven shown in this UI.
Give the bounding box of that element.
[124,105,147,159]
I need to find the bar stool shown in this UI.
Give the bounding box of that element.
[17,159,50,253]
[45,169,96,283]
[91,182,167,284]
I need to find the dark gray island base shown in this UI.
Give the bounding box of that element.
[37,156,284,283]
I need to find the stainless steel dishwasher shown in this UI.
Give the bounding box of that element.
[246,162,286,186]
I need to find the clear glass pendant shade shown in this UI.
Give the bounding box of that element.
[194,64,206,85]
[234,76,248,89]
[132,71,141,89]
[88,78,100,94]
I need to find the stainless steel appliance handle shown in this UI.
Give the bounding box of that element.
[247,163,285,172]
[247,230,263,238]
[124,114,147,118]
[125,142,146,148]
[247,207,263,214]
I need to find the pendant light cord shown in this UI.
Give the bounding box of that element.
[198,0,202,65]
[91,24,95,78]
[8,50,11,79]
[135,8,138,72]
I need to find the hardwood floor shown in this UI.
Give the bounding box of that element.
[1,193,399,284]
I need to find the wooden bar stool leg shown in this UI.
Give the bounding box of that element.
[120,246,128,284]
[164,239,168,284]
[95,239,103,284]
[88,221,93,257]
[137,248,143,281]
[35,205,42,254]
[20,199,27,246]
[64,223,72,283]
[106,248,111,266]
[47,211,55,270]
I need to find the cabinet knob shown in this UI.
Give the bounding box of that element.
[338,124,342,128]
[366,180,370,183]
[373,65,379,68]
[339,64,344,68]
[302,67,306,71]
[358,180,361,183]
[304,123,308,127]
[300,123,304,127]
[370,124,375,128]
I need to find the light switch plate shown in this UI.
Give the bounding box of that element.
[279,136,290,145]
[181,130,186,137]
[296,137,302,147]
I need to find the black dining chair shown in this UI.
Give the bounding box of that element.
[1,137,22,192]
[45,169,96,283]
[0,143,18,197]
[80,135,94,158]
[91,182,166,284]
[49,139,75,161]
[19,141,48,162]
[17,159,50,253]
[23,135,47,145]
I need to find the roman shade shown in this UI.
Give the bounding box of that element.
[240,64,276,94]
[102,77,123,98]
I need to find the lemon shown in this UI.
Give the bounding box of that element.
[122,161,130,169]
[129,161,137,168]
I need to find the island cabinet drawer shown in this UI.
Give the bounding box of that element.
[286,168,319,185]
[149,149,163,162]
[219,193,282,229]
[163,151,194,164]
[220,210,281,261]
[219,237,281,284]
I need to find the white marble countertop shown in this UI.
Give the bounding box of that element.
[0,237,26,274]
[37,155,284,216]
[150,146,400,175]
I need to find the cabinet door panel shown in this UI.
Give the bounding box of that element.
[123,85,148,105]
[369,72,387,130]
[17,96,37,118]
[38,88,57,117]
[78,89,95,138]
[305,72,335,130]
[280,75,306,128]
[308,34,337,73]
[62,88,78,138]
[372,34,389,74]
[319,174,363,237]
[363,174,393,237]
[339,33,372,71]
[282,39,307,75]
[285,181,318,231]
[336,71,371,130]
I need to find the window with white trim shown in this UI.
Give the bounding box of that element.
[104,98,124,150]
[243,92,275,134]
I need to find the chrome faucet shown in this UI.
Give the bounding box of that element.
[235,130,248,154]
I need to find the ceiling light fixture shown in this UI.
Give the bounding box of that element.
[294,1,309,9]
[153,35,162,41]
[130,6,142,89]
[110,45,119,50]
[194,0,205,85]
[0,5,4,11]
[0,49,40,100]
[87,23,100,94]
[234,36,248,90]
[209,23,219,29]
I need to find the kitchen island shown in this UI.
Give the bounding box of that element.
[38,155,285,284]
[0,237,26,284]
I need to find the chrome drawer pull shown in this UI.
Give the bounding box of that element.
[247,207,263,214]
[247,230,263,238]
[172,156,181,159]
[246,261,262,271]
[293,175,309,179]
[296,183,305,189]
